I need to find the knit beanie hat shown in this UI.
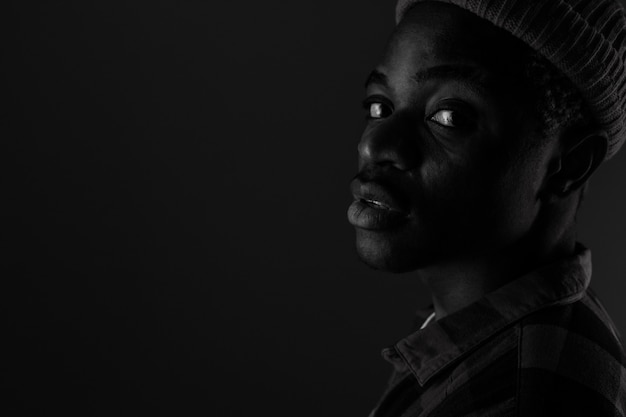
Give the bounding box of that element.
[396,0,626,159]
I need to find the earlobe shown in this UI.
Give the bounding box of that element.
[547,129,608,198]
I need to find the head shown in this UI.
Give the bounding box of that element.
[347,1,610,272]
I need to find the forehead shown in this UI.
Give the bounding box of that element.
[379,2,527,84]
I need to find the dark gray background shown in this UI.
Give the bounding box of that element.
[4,1,626,416]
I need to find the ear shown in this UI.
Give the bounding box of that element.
[546,128,608,197]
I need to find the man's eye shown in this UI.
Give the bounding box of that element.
[430,109,459,127]
[364,101,393,119]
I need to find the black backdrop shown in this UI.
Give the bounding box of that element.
[4,1,626,416]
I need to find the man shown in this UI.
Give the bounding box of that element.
[347,0,626,415]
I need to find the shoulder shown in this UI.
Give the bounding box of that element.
[517,289,626,416]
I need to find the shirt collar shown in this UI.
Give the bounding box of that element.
[381,244,592,386]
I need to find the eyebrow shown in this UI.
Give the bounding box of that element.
[364,70,388,88]
[413,65,488,89]
[364,65,490,91]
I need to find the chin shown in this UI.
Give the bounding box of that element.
[355,228,426,273]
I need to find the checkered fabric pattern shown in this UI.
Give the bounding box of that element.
[369,245,626,416]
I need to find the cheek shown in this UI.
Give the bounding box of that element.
[418,157,477,215]
[476,154,546,246]
[411,158,482,252]
[419,156,447,186]
[417,150,539,243]
[497,161,543,222]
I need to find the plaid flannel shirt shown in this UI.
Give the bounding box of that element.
[369,244,626,416]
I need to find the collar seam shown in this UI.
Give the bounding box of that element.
[412,289,587,385]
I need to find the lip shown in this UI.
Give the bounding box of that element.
[347,180,410,230]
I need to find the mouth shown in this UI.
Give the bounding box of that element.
[360,198,393,211]
[347,180,410,230]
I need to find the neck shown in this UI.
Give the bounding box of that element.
[419,219,577,320]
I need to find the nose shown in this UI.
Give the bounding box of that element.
[357,115,418,170]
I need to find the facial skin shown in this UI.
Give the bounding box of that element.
[347,2,607,316]
[349,2,550,272]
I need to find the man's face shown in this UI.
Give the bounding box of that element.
[348,1,556,272]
